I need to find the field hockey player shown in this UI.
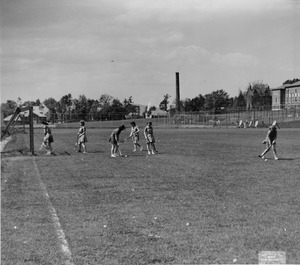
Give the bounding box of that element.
[144,121,157,155]
[127,121,143,152]
[77,120,88,153]
[109,125,126,158]
[40,121,54,155]
[259,120,280,160]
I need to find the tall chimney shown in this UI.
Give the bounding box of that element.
[176,72,180,112]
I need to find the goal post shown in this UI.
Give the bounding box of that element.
[1,106,34,155]
[1,107,21,139]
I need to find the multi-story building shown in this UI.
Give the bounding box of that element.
[271,81,300,110]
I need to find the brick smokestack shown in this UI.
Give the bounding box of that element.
[176,72,180,112]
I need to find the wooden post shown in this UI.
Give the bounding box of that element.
[22,113,25,133]
[29,106,34,155]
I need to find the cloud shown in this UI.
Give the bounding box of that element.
[167,45,258,69]
[118,0,291,25]
[176,45,210,58]
[1,0,299,105]
[212,52,259,68]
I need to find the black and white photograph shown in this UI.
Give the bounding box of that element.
[1,0,299,264]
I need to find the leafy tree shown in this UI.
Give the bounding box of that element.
[78,94,87,108]
[43,98,58,113]
[17,97,23,106]
[55,94,72,121]
[159,94,171,112]
[249,81,271,110]
[1,100,18,118]
[97,94,114,120]
[231,90,246,110]
[182,94,205,112]
[111,98,122,108]
[76,95,88,120]
[59,94,72,113]
[237,90,246,108]
[204,90,230,113]
[107,98,126,120]
[99,94,113,109]
[168,104,177,116]
[35,99,41,106]
[43,97,59,122]
[123,96,137,114]
[123,96,133,106]
[89,100,100,120]
[97,98,126,120]
[86,99,97,118]
[147,106,156,116]
[23,100,37,107]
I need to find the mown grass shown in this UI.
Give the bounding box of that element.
[1,127,300,264]
[1,157,65,265]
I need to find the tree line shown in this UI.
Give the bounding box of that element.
[1,79,298,121]
[1,94,140,122]
[160,80,273,114]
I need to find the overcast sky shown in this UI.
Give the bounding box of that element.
[1,0,299,107]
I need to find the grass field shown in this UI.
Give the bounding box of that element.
[1,125,300,264]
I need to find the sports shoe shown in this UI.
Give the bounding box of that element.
[151,151,155,155]
[275,157,279,160]
[133,149,137,152]
[258,155,265,159]
[111,154,116,158]
[148,151,151,155]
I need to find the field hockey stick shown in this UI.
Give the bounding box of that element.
[125,136,132,142]
[119,136,130,143]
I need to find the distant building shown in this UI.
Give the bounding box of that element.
[125,104,146,119]
[271,81,300,110]
[4,105,50,125]
[149,110,168,118]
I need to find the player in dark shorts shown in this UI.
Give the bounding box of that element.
[40,121,54,155]
[109,125,126,157]
[259,120,280,160]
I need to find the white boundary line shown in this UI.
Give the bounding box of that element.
[0,136,13,152]
[33,158,74,265]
